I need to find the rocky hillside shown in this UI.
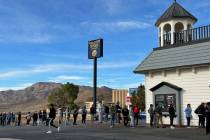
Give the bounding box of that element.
[0,82,112,112]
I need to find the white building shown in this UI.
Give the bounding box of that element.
[134,1,210,126]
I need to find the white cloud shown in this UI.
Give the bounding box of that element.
[81,20,151,33]
[0,64,91,79]
[102,0,125,15]
[98,61,139,69]
[39,53,87,61]
[49,75,87,83]
[0,83,33,91]
[0,60,139,79]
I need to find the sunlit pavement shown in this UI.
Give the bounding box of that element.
[0,122,209,140]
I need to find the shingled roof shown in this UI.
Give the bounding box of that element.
[134,41,210,74]
[155,1,197,26]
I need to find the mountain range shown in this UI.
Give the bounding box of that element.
[0,82,112,113]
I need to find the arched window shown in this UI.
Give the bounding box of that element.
[175,22,184,32]
[163,24,171,45]
[163,24,171,34]
[174,22,184,44]
[187,24,192,30]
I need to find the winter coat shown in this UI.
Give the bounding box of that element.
[148,107,154,116]
[49,108,56,119]
[184,107,192,118]
[169,106,176,117]
[122,108,129,117]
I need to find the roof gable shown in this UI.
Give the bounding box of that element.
[150,82,182,92]
[155,2,197,26]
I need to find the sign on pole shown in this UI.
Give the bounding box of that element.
[88,38,103,118]
[88,39,103,59]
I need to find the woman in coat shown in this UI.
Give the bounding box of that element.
[184,104,192,128]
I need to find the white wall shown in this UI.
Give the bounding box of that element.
[145,65,210,126]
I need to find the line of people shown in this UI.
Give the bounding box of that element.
[147,102,210,133]
[0,112,21,126]
[89,102,142,128]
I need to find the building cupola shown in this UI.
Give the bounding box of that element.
[156,0,197,47]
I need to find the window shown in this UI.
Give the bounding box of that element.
[155,94,176,113]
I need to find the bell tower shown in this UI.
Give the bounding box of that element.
[156,0,197,47]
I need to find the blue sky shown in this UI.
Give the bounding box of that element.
[0,0,210,90]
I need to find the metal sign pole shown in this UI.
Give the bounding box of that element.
[88,38,103,120]
[93,57,97,118]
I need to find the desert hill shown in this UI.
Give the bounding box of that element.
[0,82,112,112]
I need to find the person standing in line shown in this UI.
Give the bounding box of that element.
[11,112,16,126]
[115,102,122,124]
[38,110,42,125]
[7,112,11,126]
[64,108,67,125]
[73,108,78,125]
[90,105,95,121]
[2,112,6,126]
[67,108,71,125]
[169,104,176,129]
[155,104,164,128]
[133,104,139,126]
[104,105,109,122]
[17,112,21,126]
[98,101,103,123]
[81,106,87,124]
[122,105,129,126]
[57,108,62,128]
[184,104,192,128]
[110,104,116,128]
[46,104,59,134]
[129,105,135,128]
[195,103,206,128]
[26,112,31,126]
[42,110,47,125]
[32,112,38,126]
[0,113,2,126]
[201,103,206,128]
[148,104,154,127]
[206,102,210,135]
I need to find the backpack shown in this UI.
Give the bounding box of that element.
[133,106,139,113]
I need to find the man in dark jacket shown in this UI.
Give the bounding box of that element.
[32,112,38,126]
[122,106,129,126]
[148,104,154,127]
[46,104,59,134]
[115,102,122,123]
[169,104,176,129]
[17,112,21,126]
[195,103,206,128]
[104,105,109,122]
[73,108,78,125]
[90,105,94,121]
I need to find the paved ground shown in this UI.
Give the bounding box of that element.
[0,122,210,140]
